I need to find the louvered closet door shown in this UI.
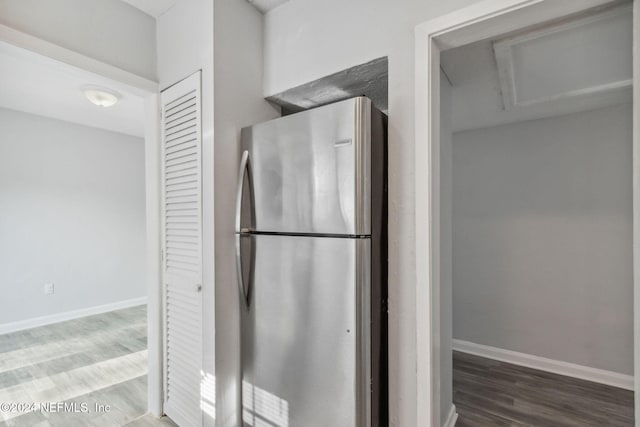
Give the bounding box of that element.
[161,71,203,427]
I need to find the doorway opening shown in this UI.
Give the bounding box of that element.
[415,1,638,426]
[0,33,162,425]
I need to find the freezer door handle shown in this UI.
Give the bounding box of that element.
[235,149,253,233]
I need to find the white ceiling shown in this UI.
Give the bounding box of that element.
[441,4,632,132]
[0,42,145,137]
[119,0,177,17]
[247,0,290,13]
[120,0,284,17]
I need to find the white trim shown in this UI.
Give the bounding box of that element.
[414,24,437,427]
[145,93,163,416]
[414,1,624,425]
[442,404,458,427]
[632,0,640,419]
[0,23,158,95]
[453,339,634,391]
[0,297,148,335]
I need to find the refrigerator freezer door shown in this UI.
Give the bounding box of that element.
[240,97,371,236]
[241,234,371,427]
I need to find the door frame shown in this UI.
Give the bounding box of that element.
[414,0,638,425]
[0,24,164,416]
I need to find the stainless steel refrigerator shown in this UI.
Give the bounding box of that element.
[235,96,387,427]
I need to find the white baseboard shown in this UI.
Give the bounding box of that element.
[0,297,148,335]
[452,339,633,390]
[443,404,458,427]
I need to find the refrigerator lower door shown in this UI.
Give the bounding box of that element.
[241,234,371,427]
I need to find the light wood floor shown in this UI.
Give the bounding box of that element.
[454,351,634,426]
[0,305,174,427]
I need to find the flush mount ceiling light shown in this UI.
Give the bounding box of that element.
[81,85,121,107]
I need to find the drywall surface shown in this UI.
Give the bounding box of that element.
[439,72,454,423]
[157,0,211,89]
[452,104,633,374]
[0,108,146,324]
[157,1,278,425]
[213,1,280,426]
[263,1,480,424]
[156,0,215,423]
[0,0,157,80]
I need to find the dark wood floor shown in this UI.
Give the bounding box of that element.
[453,351,634,427]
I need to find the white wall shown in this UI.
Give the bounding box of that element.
[0,108,146,325]
[452,104,633,374]
[439,72,454,424]
[263,1,481,424]
[0,0,157,81]
[157,1,278,425]
[213,1,279,426]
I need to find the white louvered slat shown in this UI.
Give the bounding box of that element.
[167,244,197,255]
[167,328,200,347]
[166,97,196,116]
[166,156,198,168]
[166,157,197,168]
[166,238,198,246]
[167,371,200,402]
[166,137,197,152]
[166,231,199,239]
[167,346,200,379]
[166,182,199,194]
[167,188,199,197]
[167,315,200,347]
[161,71,202,427]
[166,168,198,181]
[166,107,196,124]
[166,395,200,427]
[165,115,197,134]
[166,194,199,204]
[166,120,197,136]
[165,166,197,178]
[168,308,200,328]
[167,304,200,324]
[167,293,200,310]
[167,331,200,349]
[165,90,195,108]
[167,306,199,325]
[167,242,198,253]
[166,179,198,190]
[167,370,201,396]
[165,392,199,427]
[166,201,199,209]
[166,140,198,155]
[168,328,201,349]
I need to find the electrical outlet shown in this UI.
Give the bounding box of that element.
[44,283,55,295]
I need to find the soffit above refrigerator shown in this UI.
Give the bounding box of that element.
[266,57,388,115]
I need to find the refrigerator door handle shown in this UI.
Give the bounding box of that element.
[235,234,250,308]
[236,150,252,308]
